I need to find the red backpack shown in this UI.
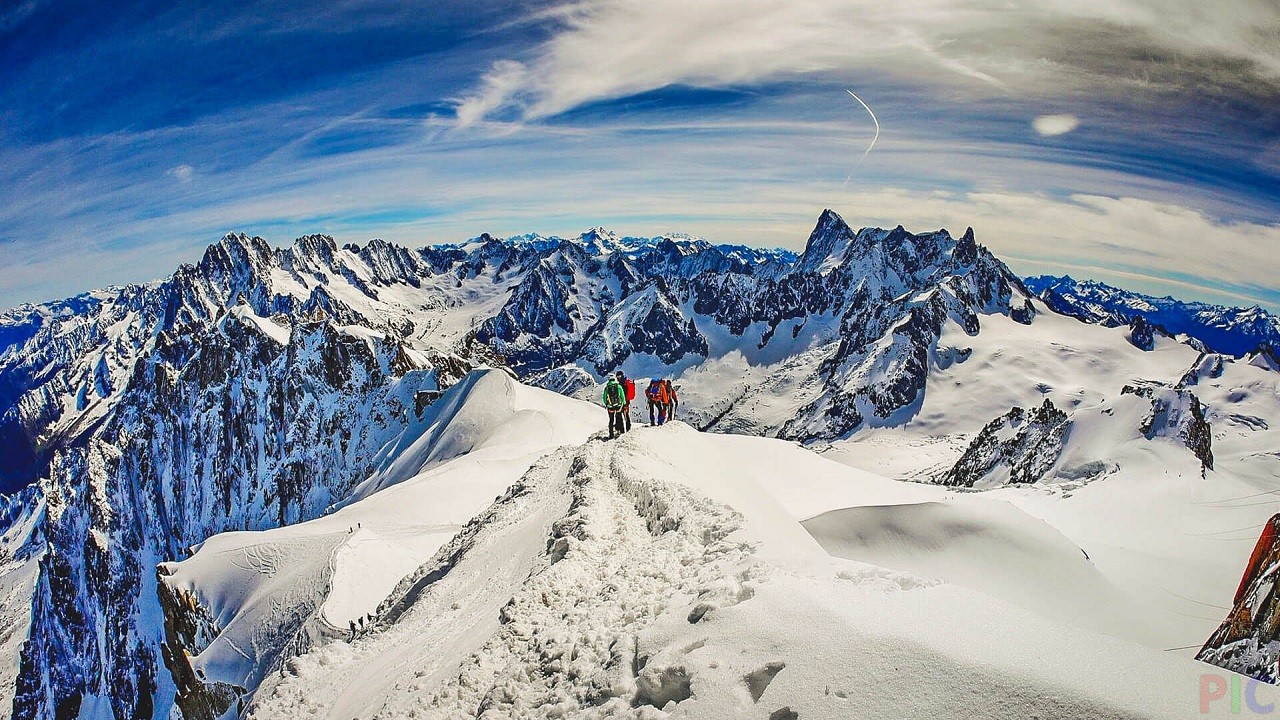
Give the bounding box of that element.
[623,378,636,402]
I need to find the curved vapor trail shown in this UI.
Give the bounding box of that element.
[843,88,880,184]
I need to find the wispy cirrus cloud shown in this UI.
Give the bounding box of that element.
[455,0,1280,125]
[2,99,1275,310]
[0,0,1277,311]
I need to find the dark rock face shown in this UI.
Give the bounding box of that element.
[1141,389,1214,472]
[1199,514,1280,682]
[155,565,243,720]
[0,234,471,719]
[793,209,858,274]
[10,316,442,719]
[774,219,1036,441]
[938,399,1071,487]
[579,282,709,372]
[1121,381,1215,472]
[1127,315,1158,351]
[1178,353,1227,387]
[1250,342,1280,372]
[0,288,149,494]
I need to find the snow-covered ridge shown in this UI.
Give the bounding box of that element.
[152,370,598,716]
[164,374,1268,718]
[2,208,1279,717]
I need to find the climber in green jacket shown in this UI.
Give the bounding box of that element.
[602,376,627,439]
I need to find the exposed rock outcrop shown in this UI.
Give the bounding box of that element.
[938,398,1071,487]
[1198,514,1280,682]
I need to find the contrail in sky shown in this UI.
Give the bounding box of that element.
[844,88,880,184]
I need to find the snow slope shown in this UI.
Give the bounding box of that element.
[659,428,1165,644]
[803,500,1164,645]
[237,419,1263,718]
[343,368,600,504]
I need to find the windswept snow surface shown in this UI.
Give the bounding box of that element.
[160,370,599,694]
[236,417,1260,718]
[344,369,599,504]
[803,499,1164,646]
[822,307,1280,653]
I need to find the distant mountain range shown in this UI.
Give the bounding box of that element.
[1024,275,1280,357]
[1,210,1277,717]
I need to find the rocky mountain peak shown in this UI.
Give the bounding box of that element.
[291,234,339,267]
[199,232,272,276]
[954,227,978,265]
[795,209,857,273]
[578,226,621,254]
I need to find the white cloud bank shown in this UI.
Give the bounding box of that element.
[5,173,1274,310]
[833,189,1280,306]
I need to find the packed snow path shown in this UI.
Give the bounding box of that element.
[246,424,1244,719]
[248,435,755,717]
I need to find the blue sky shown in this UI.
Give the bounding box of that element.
[1,0,1278,310]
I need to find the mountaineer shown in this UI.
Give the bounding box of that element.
[603,374,627,438]
[615,370,635,433]
[647,378,670,426]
